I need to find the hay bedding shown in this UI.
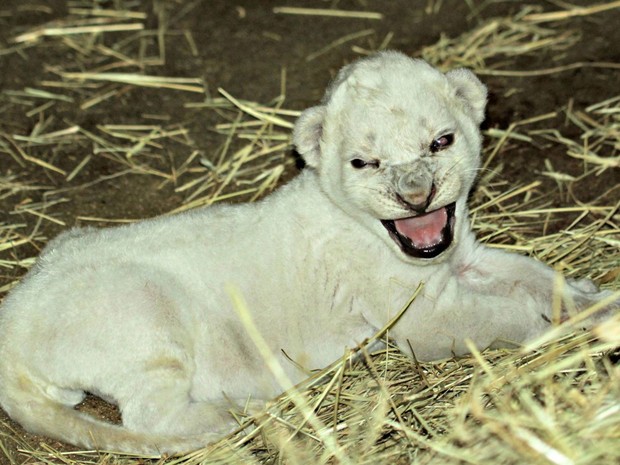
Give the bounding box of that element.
[0,1,619,464]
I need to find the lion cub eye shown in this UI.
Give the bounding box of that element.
[430,134,454,153]
[350,159,380,169]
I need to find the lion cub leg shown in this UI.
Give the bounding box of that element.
[70,269,241,439]
[455,244,617,336]
[119,366,239,437]
[397,245,616,360]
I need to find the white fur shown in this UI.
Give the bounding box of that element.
[0,51,614,455]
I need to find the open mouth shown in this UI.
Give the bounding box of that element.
[381,203,456,259]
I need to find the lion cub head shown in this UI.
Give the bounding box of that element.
[294,51,487,264]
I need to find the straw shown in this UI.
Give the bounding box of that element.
[273,7,383,20]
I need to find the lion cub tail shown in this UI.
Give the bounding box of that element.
[0,370,222,456]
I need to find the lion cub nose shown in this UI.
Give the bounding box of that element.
[396,165,436,212]
[401,183,436,212]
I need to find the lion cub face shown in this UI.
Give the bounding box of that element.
[294,52,487,264]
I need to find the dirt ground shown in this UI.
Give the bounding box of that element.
[0,0,618,463]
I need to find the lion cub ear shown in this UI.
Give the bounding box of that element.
[445,68,487,124]
[293,105,326,168]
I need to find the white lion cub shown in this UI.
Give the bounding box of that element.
[0,51,614,455]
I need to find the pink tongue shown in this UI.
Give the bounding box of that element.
[394,207,448,249]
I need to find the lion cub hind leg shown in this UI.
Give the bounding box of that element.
[119,367,239,439]
[1,366,239,454]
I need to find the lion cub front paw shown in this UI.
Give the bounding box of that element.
[567,277,600,294]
